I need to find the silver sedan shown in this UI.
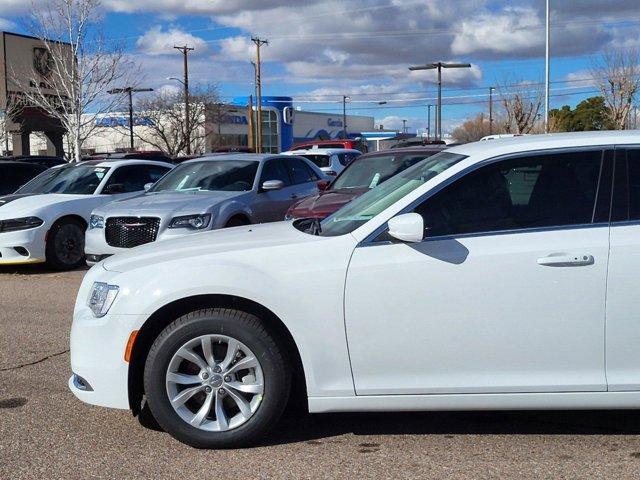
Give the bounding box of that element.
[84,153,329,263]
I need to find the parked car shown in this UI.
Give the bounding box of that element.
[0,155,67,168]
[0,161,49,196]
[70,131,640,448]
[291,138,368,153]
[0,159,172,269]
[84,154,329,264]
[282,148,361,177]
[83,151,174,163]
[286,146,447,220]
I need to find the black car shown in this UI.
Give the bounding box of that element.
[1,155,67,168]
[0,161,49,195]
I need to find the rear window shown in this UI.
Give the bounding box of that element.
[301,154,331,168]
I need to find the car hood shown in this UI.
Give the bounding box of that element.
[288,188,366,219]
[0,193,93,219]
[103,221,323,273]
[95,191,246,216]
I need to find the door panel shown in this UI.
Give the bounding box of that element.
[345,149,610,395]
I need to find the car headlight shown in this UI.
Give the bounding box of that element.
[87,282,119,318]
[89,215,105,229]
[168,214,212,230]
[0,216,44,233]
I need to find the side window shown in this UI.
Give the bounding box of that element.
[260,159,291,186]
[340,153,359,166]
[414,150,603,237]
[286,157,316,184]
[626,149,640,220]
[104,165,167,193]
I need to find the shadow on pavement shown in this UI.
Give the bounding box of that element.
[0,264,89,275]
[260,409,640,447]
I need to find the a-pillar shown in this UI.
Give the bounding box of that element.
[44,131,65,158]
[11,132,30,156]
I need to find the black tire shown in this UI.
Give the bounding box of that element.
[143,308,291,449]
[45,218,86,270]
[225,216,250,228]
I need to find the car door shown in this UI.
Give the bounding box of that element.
[345,148,611,395]
[100,164,171,195]
[284,157,320,204]
[605,146,640,391]
[253,158,294,222]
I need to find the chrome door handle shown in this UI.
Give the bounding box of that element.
[537,253,594,267]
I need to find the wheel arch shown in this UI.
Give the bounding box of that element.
[50,214,88,230]
[127,294,307,415]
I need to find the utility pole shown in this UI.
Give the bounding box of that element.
[251,37,268,153]
[409,62,471,141]
[427,104,432,141]
[342,95,350,139]
[489,86,495,135]
[544,0,550,133]
[107,87,153,150]
[402,119,407,134]
[174,45,194,154]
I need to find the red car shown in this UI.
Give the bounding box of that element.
[291,138,369,153]
[285,146,447,220]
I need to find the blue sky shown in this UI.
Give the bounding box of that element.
[1,0,638,133]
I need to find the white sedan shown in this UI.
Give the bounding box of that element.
[0,159,172,269]
[70,131,640,448]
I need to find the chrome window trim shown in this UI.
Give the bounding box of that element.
[360,145,615,247]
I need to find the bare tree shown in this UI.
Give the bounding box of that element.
[452,113,506,143]
[134,86,220,157]
[499,81,543,134]
[10,0,138,161]
[591,49,640,129]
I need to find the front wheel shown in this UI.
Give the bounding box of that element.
[45,218,86,270]
[143,308,291,448]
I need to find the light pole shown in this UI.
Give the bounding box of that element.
[342,95,351,139]
[427,104,432,141]
[107,87,153,150]
[489,86,495,135]
[402,119,407,134]
[251,37,268,153]
[173,45,194,154]
[544,0,550,133]
[409,62,471,141]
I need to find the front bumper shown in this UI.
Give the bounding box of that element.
[0,225,47,265]
[69,306,138,410]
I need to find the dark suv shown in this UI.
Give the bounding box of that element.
[0,161,49,195]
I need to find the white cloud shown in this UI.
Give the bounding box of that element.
[135,26,208,56]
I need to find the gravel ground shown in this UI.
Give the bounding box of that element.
[2,265,640,479]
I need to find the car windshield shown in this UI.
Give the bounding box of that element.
[314,152,467,236]
[16,165,110,195]
[331,151,442,191]
[300,154,331,168]
[150,160,259,193]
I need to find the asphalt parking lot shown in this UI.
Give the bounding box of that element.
[3,267,640,479]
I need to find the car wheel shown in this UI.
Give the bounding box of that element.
[143,308,291,448]
[45,218,86,270]
[225,216,250,228]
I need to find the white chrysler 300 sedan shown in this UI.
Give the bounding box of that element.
[70,131,640,448]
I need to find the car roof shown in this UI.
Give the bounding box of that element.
[447,131,640,161]
[183,153,285,164]
[0,160,48,168]
[59,159,174,168]
[362,146,448,157]
[283,148,361,155]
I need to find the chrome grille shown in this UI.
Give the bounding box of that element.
[105,217,160,248]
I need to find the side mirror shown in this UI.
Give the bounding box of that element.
[103,183,125,194]
[261,179,284,191]
[144,182,154,192]
[317,180,331,191]
[387,213,424,243]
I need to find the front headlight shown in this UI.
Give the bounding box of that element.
[87,282,119,318]
[168,214,212,230]
[89,215,104,229]
[0,216,44,233]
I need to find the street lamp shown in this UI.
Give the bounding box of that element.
[409,62,471,141]
[342,95,351,139]
[107,87,153,150]
[489,87,496,135]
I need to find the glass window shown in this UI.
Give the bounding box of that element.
[150,160,258,192]
[260,110,279,154]
[331,151,438,191]
[317,151,466,236]
[627,149,640,220]
[103,165,171,193]
[16,165,111,195]
[286,157,315,184]
[300,154,330,168]
[414,151,603,238]
[260,159,291,186]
